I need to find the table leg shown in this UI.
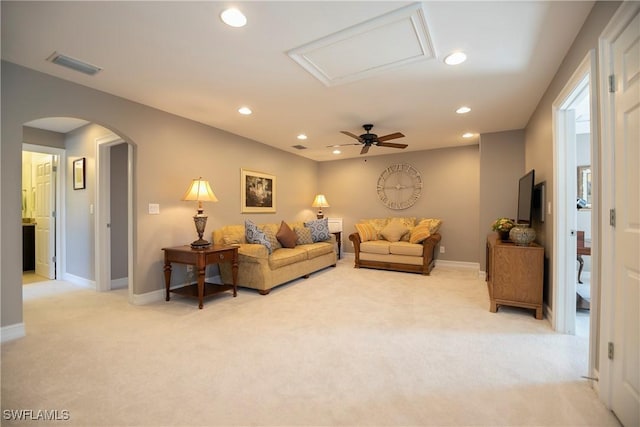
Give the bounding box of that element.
[197,266,205,309]
[163,262,172,301]
[231,254,238,297]
[577,255,584,284]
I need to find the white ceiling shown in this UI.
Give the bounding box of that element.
[2,1,594,161]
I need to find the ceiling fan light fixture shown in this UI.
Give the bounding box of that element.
[220,8,247,27]
[456,106,471,114]
[444,51,467,65]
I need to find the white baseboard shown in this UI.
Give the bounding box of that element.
[436,259,480,271]
[1,323,26,343]
[132,274,222,305]
[62,273,95,289]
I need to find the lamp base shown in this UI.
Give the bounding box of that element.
[190,238,211,249]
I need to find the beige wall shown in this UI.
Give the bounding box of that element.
[524,1,620,313]
[319,145,480,263]
[1,61,319,328]
[478,130,526,270]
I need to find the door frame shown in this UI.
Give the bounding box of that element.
[95,134,134,303]
[552,50,598,334]
[596,0,640,409]
[22,143,66,280]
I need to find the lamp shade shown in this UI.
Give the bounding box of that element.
[182,178,218,203]
[311,194,330,208]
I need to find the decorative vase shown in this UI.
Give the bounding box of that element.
[509,223,536,246]
[498,230,510,241]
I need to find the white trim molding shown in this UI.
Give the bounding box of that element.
[1,323,26,343]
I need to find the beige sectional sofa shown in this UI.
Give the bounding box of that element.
[212,220,337,295]
[349,217,442,275]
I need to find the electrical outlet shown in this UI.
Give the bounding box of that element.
[440,246,445,254]
[186,265,193,272]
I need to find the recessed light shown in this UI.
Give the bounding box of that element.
[456,106,471,114]
[238,107,252,115]
[297,134,308,140]
[444,51,467,65]
[220,8,247,27]
[333,149,341,155]
[462,132,475,138]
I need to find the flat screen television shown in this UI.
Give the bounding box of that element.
[517,169,535,225]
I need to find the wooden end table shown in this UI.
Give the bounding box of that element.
[331,231,342,259]
[162,245,238,309]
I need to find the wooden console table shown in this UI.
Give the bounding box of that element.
[486,234,544,319]
[162,245,238,309]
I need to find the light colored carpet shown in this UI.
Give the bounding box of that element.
[2,261,619,426]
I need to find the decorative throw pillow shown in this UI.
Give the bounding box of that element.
[245,220,272,253]
[304,218,331,242]
[260,224,282,251]
[380,220,409,242]
[360,218,388,239]
[355,223,378,242]
[294,226,313,245]
[276,221,297,248]
[409,222,431,244]
[420,218,443,234]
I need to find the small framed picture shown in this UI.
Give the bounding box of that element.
[241,168,275,213]
[73,158,86,190]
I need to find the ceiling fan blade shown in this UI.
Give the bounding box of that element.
[326,143,360,148]
[360,144,370,155]
[377,142,408,149]
[341,131,361,140]
[377,132,405,142]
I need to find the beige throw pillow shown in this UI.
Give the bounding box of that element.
[380,220,409,242]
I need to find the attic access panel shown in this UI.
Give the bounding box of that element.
[287,3,435,87]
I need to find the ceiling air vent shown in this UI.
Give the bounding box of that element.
[292,145,307,150]
[47,51,102,76]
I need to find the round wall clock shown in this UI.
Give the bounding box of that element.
[376,163,423,210]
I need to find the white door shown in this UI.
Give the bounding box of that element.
[34,155,55,279]
[611,10,640,427]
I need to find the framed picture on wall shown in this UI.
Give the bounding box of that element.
[241,168,275,213]
[73,158,86,190]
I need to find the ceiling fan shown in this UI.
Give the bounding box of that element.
[331,124,407,155]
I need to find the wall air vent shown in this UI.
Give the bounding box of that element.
[47,51,102,76]
[292,145,308,150]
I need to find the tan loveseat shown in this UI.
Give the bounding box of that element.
[212,221,337,295]
[349,217,442,275]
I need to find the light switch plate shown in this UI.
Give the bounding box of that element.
[148,203,160,215]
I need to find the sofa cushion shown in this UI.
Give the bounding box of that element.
[301,241,334,259]
[389,241,423,257]
[355,223,378,242]
[276,221,297,248]
[245,220,272,253]
[268,247,308,269]
[360,240,390,255]
[392,217,417,241]
[304,218,331,242]
[222,225,247,245]
[238,244,269,262]
[360,218,388,239]
[410,218,442,244]
[419,218,443,233]
[294,226,313,245]
[409,222,431,244]
[380,219,409,242]
[260,223,282,251]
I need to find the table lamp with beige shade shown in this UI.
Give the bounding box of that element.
[182,177,218,248]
